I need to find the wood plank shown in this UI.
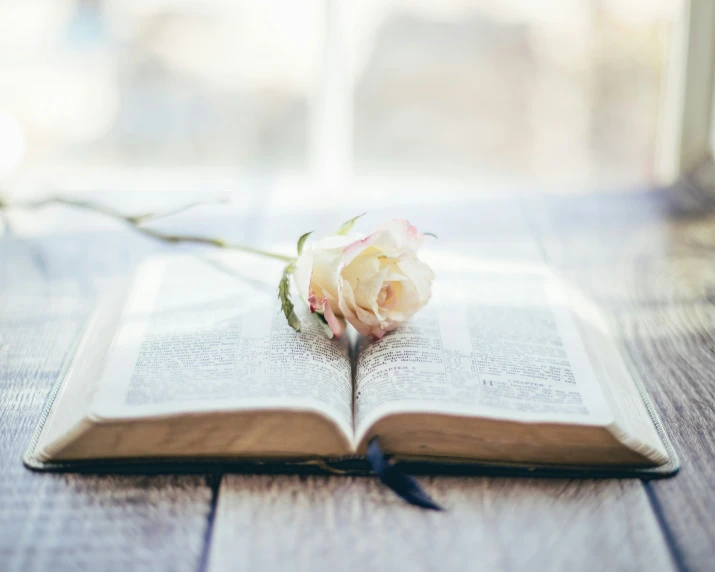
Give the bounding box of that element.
[0,188,683,570]
[524,183,715,572]
[208,475,674,572]
[0,232,215,572]
[0,189,269,570]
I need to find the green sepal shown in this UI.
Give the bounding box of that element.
[278,263,301,332]
[336,213,366,235]
[296,231,313,255]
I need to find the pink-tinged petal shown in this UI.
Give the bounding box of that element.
[347,317,373,337]
[392,219,423,245]
[342,231,381,266]
[321,297,346,338]
[307,290,321,313]
[342,220,424,266]
[370,325,392,340]
[369,219,424,256]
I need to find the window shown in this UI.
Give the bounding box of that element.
[0,0,684,197]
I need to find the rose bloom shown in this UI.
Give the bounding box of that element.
[293,219,434,339]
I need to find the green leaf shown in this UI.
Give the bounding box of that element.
[278,265,301,332]
[423,232,438,239]
[336,213,366,235]
[313,312,334,339]
[296,231,313,256]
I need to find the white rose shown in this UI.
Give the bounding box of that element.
[293,219,434,339]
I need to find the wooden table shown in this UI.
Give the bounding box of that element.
[1,176,714,571]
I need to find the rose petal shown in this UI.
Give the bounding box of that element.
[342,232,381,266]
[370,325,389,340]
[293,247,315,306]
[307,289,321,313]
[321,297,346,338]
[338,279,372,336]
[369,219,423,257]
[300,219,432,339]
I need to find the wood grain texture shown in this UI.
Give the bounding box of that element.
[0,198,269,571]
[524,177,715,572]
[3,187,707,572]
[0,231,214,572]
[208,475,674,572]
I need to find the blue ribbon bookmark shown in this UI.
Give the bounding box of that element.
[366,437,443,511]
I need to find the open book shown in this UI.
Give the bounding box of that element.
[25,252,677,475]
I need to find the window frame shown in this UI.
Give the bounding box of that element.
[657,0,715,182]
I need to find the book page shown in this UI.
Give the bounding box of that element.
[354,265,614,440]
[93,254,353,437]
[564,287,669,461]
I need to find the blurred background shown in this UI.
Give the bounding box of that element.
[0,0,679,203]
